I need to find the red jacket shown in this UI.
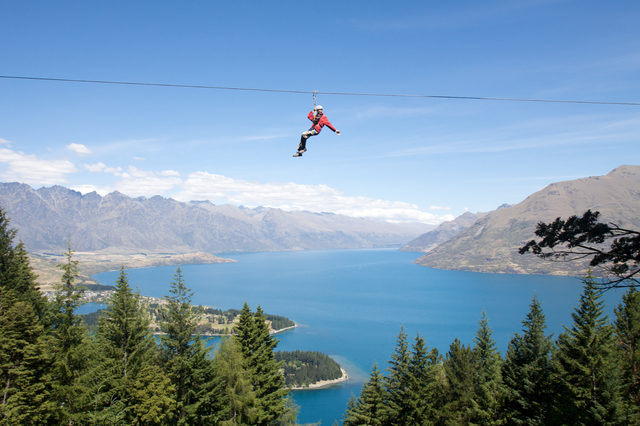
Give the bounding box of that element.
[308,111,337,133]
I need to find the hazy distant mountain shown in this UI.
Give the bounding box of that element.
[400,211,488,253]
[0,182,430,254]
[416,165,640,276]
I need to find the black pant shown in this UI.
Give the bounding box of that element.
[298,129,318,151]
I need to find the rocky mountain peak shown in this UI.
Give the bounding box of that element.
[415,165,640,275]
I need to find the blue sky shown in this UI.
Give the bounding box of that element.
[1,0,639,224]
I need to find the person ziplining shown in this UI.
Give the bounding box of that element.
[294,103,341,157]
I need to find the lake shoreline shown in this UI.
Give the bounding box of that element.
[271,324,298,335]
[290,368,349,391]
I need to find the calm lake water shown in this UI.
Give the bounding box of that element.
[93,249,623,425]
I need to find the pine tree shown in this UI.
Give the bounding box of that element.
[80,267,158,423]
[343,395,358,425]
[0,208,56,422]
[159,267,218,423]
[234,303,289,425]
[614,286,640,423]
[406,334,441,424]
[471,311,503,424]
[382,326,412,424]
[501,296,554,425]
[279,396,300,426]
[46,245,91,423]
[129,364,178,425]
[0,208,47,320]
[552,273,623,424]
[343,364,385,425]
[442,338,475,424]
[213,337,257,425]
[0,208,19,292]
[0,290,57,423]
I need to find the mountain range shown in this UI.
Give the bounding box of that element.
[0,182,430,255]
[400,210,489,253]
[415,165,640,276]
[2,165,637,281]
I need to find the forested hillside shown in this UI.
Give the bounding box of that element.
[275,351,343,388]
[81,304,295,336]
[0,208,296,424]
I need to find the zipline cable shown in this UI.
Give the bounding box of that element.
[1,74,640,107]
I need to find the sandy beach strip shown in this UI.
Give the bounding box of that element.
[271,324,298,335]
[289,368,349,390]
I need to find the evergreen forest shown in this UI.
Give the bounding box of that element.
[0,209,296,424]
[275,351,343,388]
[343,277,640,425]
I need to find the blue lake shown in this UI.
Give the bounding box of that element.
[93,249,624,425]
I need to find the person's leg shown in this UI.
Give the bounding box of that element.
[298,130,316,152]
[298,133,308,151]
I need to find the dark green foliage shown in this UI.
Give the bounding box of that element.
[80,308,105,330]
[83,283,115,291]
[99,268,156,379]
[0,291,57,423]
[79,267,158,423]
[381,326,412,423]
[406,334,441,424]
[213,337,257,424]
[615,286,640,423]
[343,364,385,425]
[346,331,442,425]
[129,364,178,425]
[279,396,300,426]
[501,296,554,425]
[442,338,475,424]
[234,303,289,425]
[0,207,56,422]
[471,312,503,424]
[520,209,640,288]
[266,314,295,331]
[158,267,220,424]
[275,350,342,387]
[48,246,90,423]
[552,273,623,424]
[0,208,47,320]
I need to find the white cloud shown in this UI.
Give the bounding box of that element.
[173,172,451,224]
[113,166,182,197]
[105,166,124,176]
[67,143,92,155]
[84,162,107,172]
[69,184,110,196]
[0,144,450,224]
[83,162,125,176]
[0,147,76,185]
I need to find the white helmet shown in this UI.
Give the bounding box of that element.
[315,105,323,110]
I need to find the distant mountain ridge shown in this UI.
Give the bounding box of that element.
[0,182,429,254]
[416,165,640,275]
[400,211,488,253]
